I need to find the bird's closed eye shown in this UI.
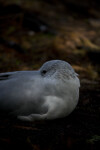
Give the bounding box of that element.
[41,70,47,75]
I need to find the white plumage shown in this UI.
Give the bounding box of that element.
[0,60,80,121]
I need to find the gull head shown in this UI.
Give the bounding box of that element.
[40,60,78,81]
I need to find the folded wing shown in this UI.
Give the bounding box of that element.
[0,71,48,117]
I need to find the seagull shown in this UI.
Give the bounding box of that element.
[0,60,80,121]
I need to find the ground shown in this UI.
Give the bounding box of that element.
[0,0,100,150]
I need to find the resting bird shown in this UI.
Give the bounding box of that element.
[0,60,80,121]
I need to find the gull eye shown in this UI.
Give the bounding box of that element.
[41,70,47,75]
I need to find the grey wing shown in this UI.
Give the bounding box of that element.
[0,71,48,116]
[0,72,17,80]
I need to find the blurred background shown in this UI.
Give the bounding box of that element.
[0,0,100,150]
[0,0,100,79]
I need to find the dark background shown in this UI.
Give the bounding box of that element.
[0,0,100,150]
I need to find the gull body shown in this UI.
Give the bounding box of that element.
[0,60,80,121]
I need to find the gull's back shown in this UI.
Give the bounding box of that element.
[0,71,47,116]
